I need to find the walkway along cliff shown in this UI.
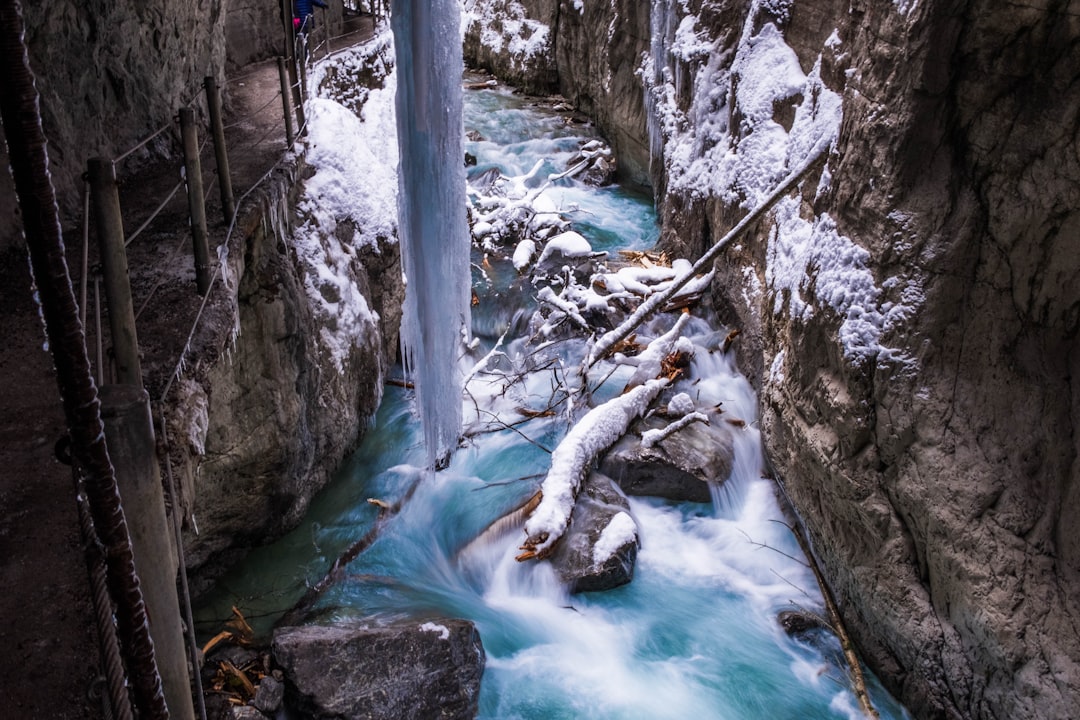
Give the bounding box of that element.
[462,1,1079,719]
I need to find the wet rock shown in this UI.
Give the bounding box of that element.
[230,707,266,720]
[272,619,485,720]
[777,609,829,637]
[549,472,639,593]
[600,410,734,503]
[251,675,284,715]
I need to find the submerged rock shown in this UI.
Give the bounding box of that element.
[272,620,485,720]
[600,409,734,503]
[777,609,830,638]
[549,471,639,593]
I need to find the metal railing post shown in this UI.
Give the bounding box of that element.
[278,57,296,147]
[203,76,235,223]
[87,157,142,387]
[178,107,212,296]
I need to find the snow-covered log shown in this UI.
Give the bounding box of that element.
[519,378,668,560]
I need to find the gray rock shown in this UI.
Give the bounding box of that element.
[273,619,485,720]
[251,675,284,715]
[230,707,266,720]
[600,411,734,503]
[549,472,639,593]
[777,609,829,637]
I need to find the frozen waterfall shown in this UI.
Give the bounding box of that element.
[391,0,472,470]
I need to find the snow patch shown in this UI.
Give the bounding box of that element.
[593,512,638,564]
[419,622,451,640]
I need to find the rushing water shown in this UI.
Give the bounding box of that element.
[194,82,910,720]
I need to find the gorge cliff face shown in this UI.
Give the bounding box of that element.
[464,1,1080,717]
[5,3,401,590]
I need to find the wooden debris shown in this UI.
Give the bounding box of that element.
[722,328,741,353]
[787,524,881,719]
[608,333,642,358]
[618,249,670,267]
[660,349,692,382]
[367,498,391,510]
[387,378,415,389]
[726,418,746,428]
[516,407,556,419]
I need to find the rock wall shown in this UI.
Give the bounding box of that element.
[461,0,1080,718]
[168,45,404,590]
[168,154,402,590]
[17,1,226,221]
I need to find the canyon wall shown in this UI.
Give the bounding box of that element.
[4,1,401,591]
[464,1,1080,718]
[166,155,402,591]
[166,45,403,590]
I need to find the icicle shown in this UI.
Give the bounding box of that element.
[391,0,473,471]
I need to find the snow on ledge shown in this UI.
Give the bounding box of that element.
[419,622,451,640]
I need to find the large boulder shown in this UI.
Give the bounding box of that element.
[600,410,734,503]
[272,620,485,720]
[549,471,639,593]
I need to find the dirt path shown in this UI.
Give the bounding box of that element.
[0,14,375,718]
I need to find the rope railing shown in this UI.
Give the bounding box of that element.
[114,121,173,164]
[125,179,184,247]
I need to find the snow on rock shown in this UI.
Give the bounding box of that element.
[292,51,400,371]
[667,392,696,417]
[766,196,886,362]
[592,511,638,565]
[462,0,551,72]
[419,622,451,640]
[644,1,919,368]
[523,378,669,558]
[536,230,594,265]
[512,238,536,271]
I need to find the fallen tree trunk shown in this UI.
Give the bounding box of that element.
[587,143,830,368]
[517,377,669,560]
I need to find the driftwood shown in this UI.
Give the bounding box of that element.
[276,476,422,628]
[787,523,881,719]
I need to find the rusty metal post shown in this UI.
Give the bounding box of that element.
[203,76,235,223]
[277,57,296,147]
[87,157,142,387]
[178,107,211,296]
[101,385,195,720]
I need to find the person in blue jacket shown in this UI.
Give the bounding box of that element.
[294,0,328,35]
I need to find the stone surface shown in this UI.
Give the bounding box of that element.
[273,620,485,720]
[252,676,284,715]
[549,471,639,593]
[601,410,734,503]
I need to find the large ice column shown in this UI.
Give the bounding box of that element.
[391,0,472,470]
